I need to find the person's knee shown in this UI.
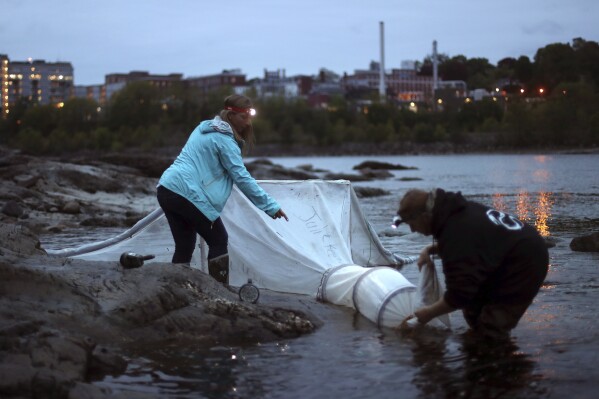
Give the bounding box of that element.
[473,301,531,339]
[172,239,196,264]
[208,243,228,260]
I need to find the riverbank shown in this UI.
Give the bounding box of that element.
[0,146,404,398]
[0,148,333,399]
[2,147,599,398]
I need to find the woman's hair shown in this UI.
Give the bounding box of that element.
[219,94,255,153]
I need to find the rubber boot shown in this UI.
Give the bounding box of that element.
[208,254,229,284]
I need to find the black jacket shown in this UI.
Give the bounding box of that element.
[431,189,548,309]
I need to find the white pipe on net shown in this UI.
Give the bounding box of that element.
[318,264,417,328]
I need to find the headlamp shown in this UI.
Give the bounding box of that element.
[391,215,403,228]
[224,105,257,117]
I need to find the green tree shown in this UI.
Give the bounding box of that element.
[413,122,435,143]
[59,97,99,133]
[514,56,534,87]
[15,127,47,155]
[465,57,495,89]
[572,38,599,89]
[534,43,579,91]
[21,104,58,136]
[500,101,537,147]
[105,82,163,129]
[439,55,468,81]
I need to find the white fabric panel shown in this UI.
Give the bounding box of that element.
[47,180,408,297]
[215,180,356,293]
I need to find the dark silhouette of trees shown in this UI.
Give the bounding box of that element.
[3,37,598,155]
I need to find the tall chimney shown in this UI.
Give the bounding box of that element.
[433,40,438,100]
[379,21,386,101]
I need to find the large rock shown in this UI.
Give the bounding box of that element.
[0,149,157,234]
[353,160,418,171]
[570,232,599,252]
[0,223,46,257]
[0,225,320,398]
[245,158,319,180]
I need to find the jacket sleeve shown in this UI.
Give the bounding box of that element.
[217,140,281,217]
[441,256,496,309]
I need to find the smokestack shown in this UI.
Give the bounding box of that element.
[379,21,386,101]
[433,40,438,98]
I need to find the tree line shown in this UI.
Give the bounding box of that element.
[1,37,598,156]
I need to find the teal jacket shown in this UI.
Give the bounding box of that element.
[158,117,281,221]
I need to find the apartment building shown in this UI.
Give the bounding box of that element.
[104,71,183,100]
[0,55,74,116]
[1,54,8,117]
[185,69,246,95]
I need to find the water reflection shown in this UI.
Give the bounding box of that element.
[491,191,553,237]
[99,343,256,398]
[400,329,543,398]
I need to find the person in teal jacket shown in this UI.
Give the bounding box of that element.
[157,94,288,284]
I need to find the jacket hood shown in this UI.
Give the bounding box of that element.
[431,188,467,237]
[199,116,234,137]
[199,116,245,150]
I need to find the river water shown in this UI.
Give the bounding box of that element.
[54,153,599,398]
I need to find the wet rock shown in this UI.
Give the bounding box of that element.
[68,382,160,398]
[570,232,599,252]
[80,217,127,228]
[359,168,394,179]
[544,236,558,248]
[0,223,45,257]
[29,334,90,381]
[62,201,81,214]
[398,177,423,181]
[353,186,391,198]
[0,148,157,233]
[353,160,418,171]
[2,200,23,218]
[14,174,39,188]
[47,224,69,233]
[0,360,37,397]
[94,152,172,179]
[89,345,127,378]
[295,164,328,173]
[245,159,318,180]
[0,224,320,398]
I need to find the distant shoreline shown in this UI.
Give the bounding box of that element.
[246,142,599,158]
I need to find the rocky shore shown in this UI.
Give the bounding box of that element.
[2,145,596,398]
[0,146,401,399]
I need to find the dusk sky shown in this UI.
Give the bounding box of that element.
[2,0,598,86]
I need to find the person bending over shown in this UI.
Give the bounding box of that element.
[396,188,548,340]
[157,94,288,284]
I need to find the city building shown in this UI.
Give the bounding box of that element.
[342,61,435,105]
[253,69,299,98]
[104,71,183,100]
[185,69,247,95]
[72,84,105,105]
[343,61,383,96]
[1,55,73,117]
[1,54,9,117]
[388,68,434,104]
